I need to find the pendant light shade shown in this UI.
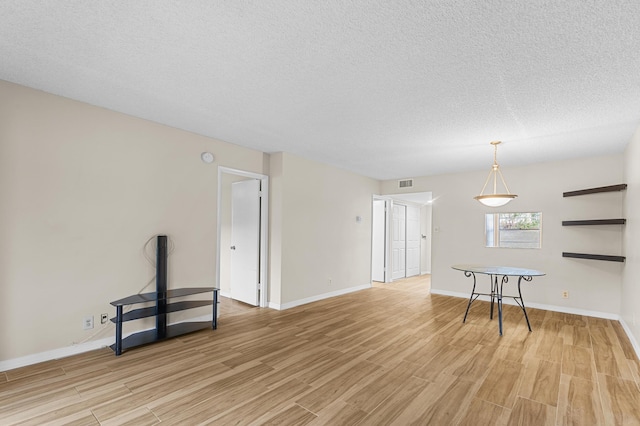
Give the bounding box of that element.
[474,141,517,207]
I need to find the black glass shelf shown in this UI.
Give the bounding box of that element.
[110,300,213,323]
[110,287,216,306]
[110,237,219,355]
[109,321,212,352]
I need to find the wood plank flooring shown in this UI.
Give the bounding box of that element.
[2,275,639,425]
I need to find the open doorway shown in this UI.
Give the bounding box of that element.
[371,192,432,284]
[216,167,269,309]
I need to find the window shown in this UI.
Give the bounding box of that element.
[485,212,542,248]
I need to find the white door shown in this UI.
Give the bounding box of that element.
[230,179,261,306]
[372,200,386,282]
[405,205,421,277]
[392,204,406,280]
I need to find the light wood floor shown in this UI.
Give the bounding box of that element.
[2,275,640,425]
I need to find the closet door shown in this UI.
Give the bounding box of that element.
[392,204,406,280]
[405,205,421,277]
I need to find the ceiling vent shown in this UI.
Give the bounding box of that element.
[398,179,413,188]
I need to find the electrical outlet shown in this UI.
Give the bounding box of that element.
[328,278,332,285]
[100,313,109,324]
[562,291,569,299]
[83,315,94,330]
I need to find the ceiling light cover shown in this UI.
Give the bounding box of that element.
[474,141,517,207]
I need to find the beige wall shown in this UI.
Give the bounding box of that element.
[270,152,379,306]
[0,81,267,361]
[381,154,626,316]
[622,126,640,349]
[268,153,284,305]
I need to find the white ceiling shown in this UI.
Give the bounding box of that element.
[1,1,639,180]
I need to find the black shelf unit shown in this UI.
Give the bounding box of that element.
[110,236,219,356]
[562,184,627,263]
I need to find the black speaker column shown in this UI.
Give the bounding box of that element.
[156,235,168,338]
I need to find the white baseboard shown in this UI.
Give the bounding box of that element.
[430,288,620,320]
[0,315,216,372]
[619,318,640,362]
[0,337,114,372]
[269,283,371,311]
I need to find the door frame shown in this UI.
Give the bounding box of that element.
[371,195,392,283]
[371,198,387,283]
[216,166,269,308]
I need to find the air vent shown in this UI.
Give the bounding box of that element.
[398,179,413,188]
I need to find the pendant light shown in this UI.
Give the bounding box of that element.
[474,141,517,207]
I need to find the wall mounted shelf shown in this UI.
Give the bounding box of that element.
[563,184,627,197]
[562,252,626,263]
[562,219,626,226]
[562,184,626,263]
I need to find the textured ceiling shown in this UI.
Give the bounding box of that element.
[1,1,639,180]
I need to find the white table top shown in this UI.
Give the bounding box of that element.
[451,264,545,277]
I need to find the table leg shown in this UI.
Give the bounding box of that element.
[490,275,496,320]
[463,272,476,323]
[518,276,532,332]
[498,275,508,336]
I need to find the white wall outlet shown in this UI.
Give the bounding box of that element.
[100,313,109,324]
[83,315,94,330]
[562,291,569,299]
[328,278,332,285]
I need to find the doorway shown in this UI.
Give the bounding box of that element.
[371,192,432,283]
[216,167,269,308]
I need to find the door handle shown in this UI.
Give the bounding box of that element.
[230,246,236,250]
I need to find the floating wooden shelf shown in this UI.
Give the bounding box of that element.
[562,219,626,226]
[562,252,626,262]
[563,184,627,197]
[562,184,626,262]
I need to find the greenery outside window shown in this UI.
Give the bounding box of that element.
[485,212,542,248]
